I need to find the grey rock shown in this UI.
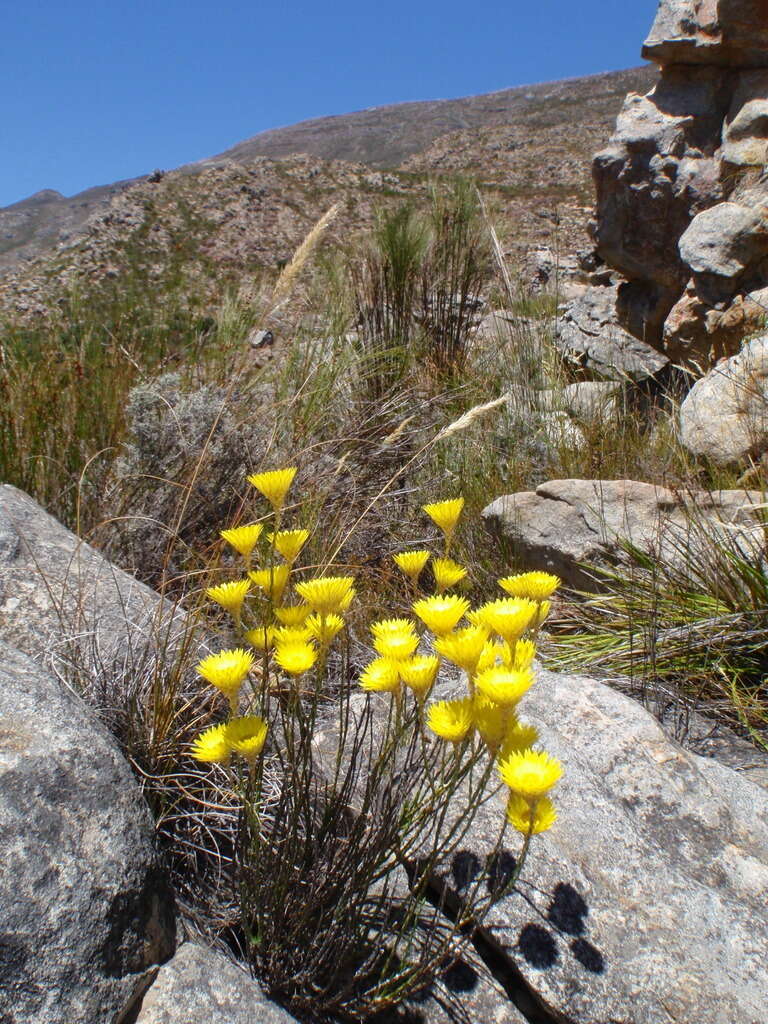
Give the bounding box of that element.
[430,667,768,1024]
[135,942,299,1024]
[643,0,768,68]
[722,70,768,168]
[0,642,175,1024]
[679,332,768,462]
[0,484,179,664]
[482,478,764,589]
[678,200,768,302]
[561,381,620,419]
[556,285,669,381]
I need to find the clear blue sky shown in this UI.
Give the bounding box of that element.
[1,0,658,208]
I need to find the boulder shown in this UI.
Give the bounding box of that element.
[679,332,768,462]
[427,667,768,1024]
[482,478,764,589]
[555,284,669,381]
[643,0,768,68]
[722,70,768,169]
[134,942,299,1024]
[663,279,768,362]
[0,642,175,1024]
[0,484,179,664]
[678,197,768,303]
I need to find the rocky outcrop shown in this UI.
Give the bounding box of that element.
[0,642,176,1024]
[679,331,768,461]
[560,0,768,378]
[482,478,764,588]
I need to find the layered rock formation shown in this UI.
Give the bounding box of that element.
[560,0,768,374]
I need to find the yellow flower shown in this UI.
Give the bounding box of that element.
[506,793,558,835]
[295,576,356,614]
[226,716,268,765]
[512,639,536,671]
[431,557,468,593]
[435,625,488,674]
[475,598,537,643]
[268,528,310,564]
[399,655,439,699]
[197,649,254,711]
[370,618,417,638]
[249,565,291,604]
[274,641,318,675]
[498,749,563,800]
[531,599,552,628]
[220,523,263,561]
[206,579,252,616]
[499,571,561,602]
[427,698,474,743]
[422,498,465,541]
[476,639,513,673]
[244,625,277,651]
[306,613,345,646]
[475,666,534,708]
[247,467,298,510]
[190,723,231,765]
[499,720,540,757]
[373,630,420,662]
[472,695,507,753]
[359,658,401,693]
[274,625,313,645]
[274,604,311,626]
[412,594,470,635]
[393,549,431,583]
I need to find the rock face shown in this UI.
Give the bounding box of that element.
[0,642,176,1024]
[134,943,299,1024]
[482,478,764,588]
[0,484,177,663]
[560,0,768,379]
[679,331,768,461]
[431,667,768,1024]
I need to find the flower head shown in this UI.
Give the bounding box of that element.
[306,613,345,647]
[531,600,552,629]
[422,498,465,541]
[220,523,263,561]
[295,576,356,614]
[472,695,507,753]
[435,625,489,675]
[249,565,291,605]
[226,716,268,765]
[274,625,313,645]
[475,666,534,708]
[475,598,537,643]
[393,549,431,583]
[274,604,311,626]
[431,557,468,593]
[427,698,474,743]
[197,649,254,710]
[247,467,298,511]
[499,720,540,757]
[359,658,401,693]
[506,793,557,835]
[373,628,420,661]
[206,579,251,616]
[399,655,439,699]
[190,723,231,765]
[370,618,417,638]
[244,625,277,651]
[476,639,513,673]
[269,528,310,564]
[412,594,470,635]
[498,749,563,800]
[274,640,318,675]
[499,571,561,602]
[512,639,536,671]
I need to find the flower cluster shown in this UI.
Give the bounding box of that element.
[191,466,356,767]
[359,497,563,834]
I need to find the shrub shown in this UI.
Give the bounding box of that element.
[185,471,564,1019]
